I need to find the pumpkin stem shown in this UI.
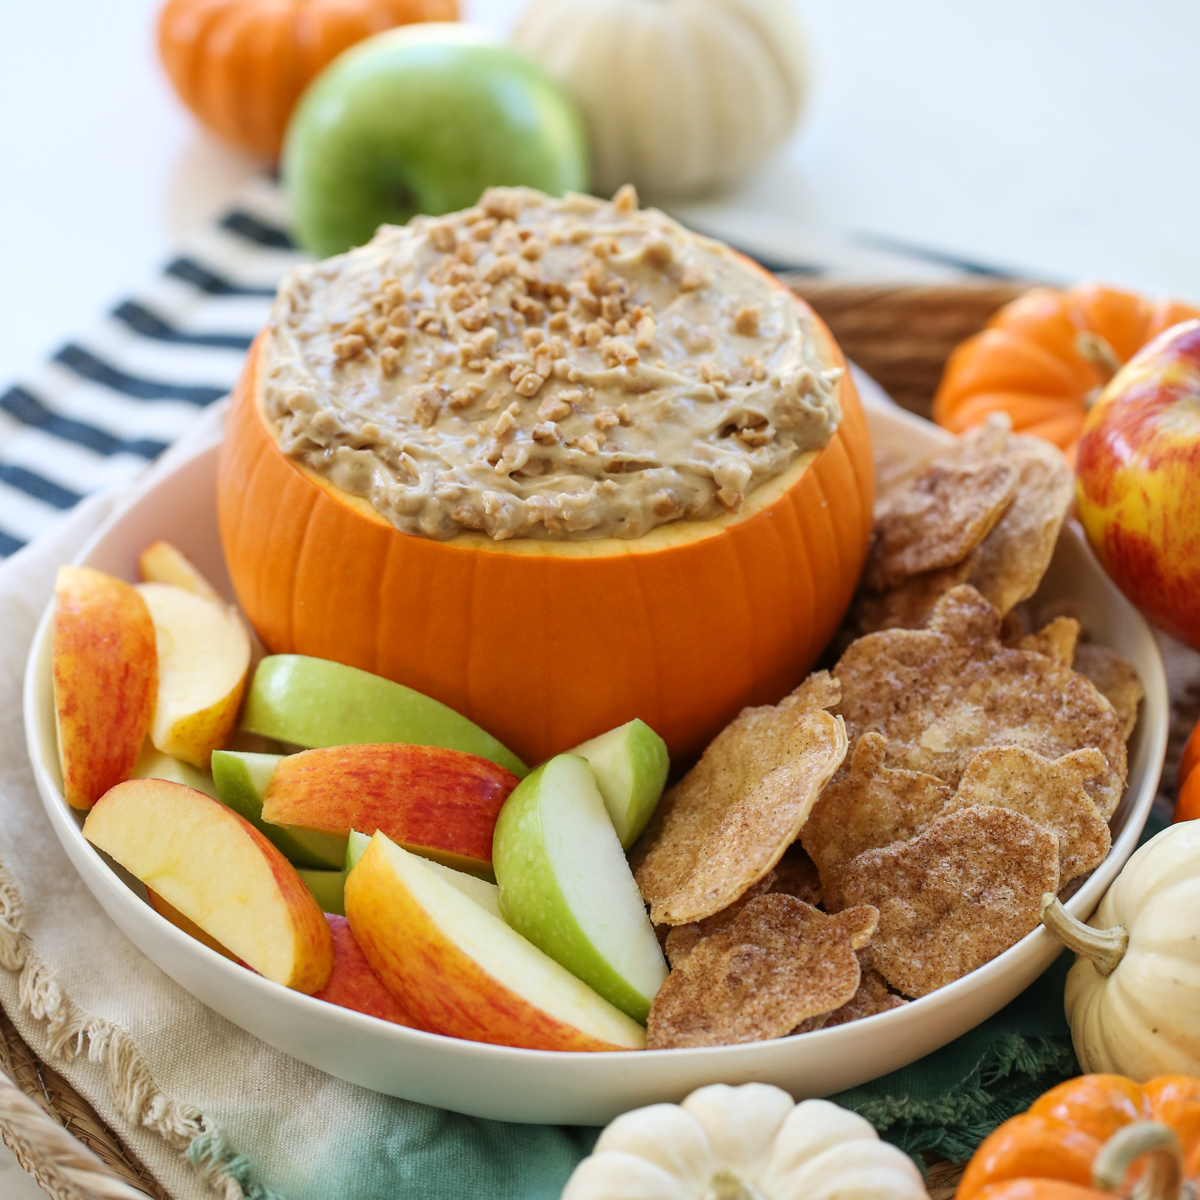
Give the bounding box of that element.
[710,1171,771,1200]
[1093,1121,1186,1200]
[1039,894,1128,976]
[1077,331,1123,407]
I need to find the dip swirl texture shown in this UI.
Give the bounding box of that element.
[265,186,843,541]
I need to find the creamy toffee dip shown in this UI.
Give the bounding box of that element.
[265,186,843,541]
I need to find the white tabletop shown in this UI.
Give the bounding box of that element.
[0,0,1198,1191]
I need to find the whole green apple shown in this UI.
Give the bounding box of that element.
[283,23,590,257]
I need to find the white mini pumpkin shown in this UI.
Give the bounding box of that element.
[561,1083,929,1200]
[1042,821,1200,1080]
[512,0,808,199]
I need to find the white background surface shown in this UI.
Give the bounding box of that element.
[0,1,1198,1194]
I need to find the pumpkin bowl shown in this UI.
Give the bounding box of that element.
[23,388,1167,1125]
[217,302,874,768]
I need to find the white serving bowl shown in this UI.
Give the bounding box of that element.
[23,397,1167,1125]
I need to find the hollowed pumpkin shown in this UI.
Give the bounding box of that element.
[216,302,872,766]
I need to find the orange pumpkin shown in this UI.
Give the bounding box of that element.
[958,1073,1200,1200]
[157,0,458,161]
[216,305,873,767]
[933,283,1199,460]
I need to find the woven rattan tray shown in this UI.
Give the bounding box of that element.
[5,280,1191,1200]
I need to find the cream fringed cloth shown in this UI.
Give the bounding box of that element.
[0,406,590,1200]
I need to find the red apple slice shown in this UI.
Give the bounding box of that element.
[261,744,519,878]
[137,540,221,602]
[84,778,333,993]
[313,915,425,1028]
[344,832,645,1051]
[147,888,237,961]
[53,566,158,810]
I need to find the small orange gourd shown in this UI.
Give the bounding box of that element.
[157,0,458,161]
[934,283,1199,460]
[958,1074,1200,1200]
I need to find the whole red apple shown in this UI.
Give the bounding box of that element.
[1076,318,1200,649]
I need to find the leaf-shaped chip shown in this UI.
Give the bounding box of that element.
[1073,643,1144,741]
[968,435,1075,616]
[944,745,1110,885]
[1018,616,1081,667]
[842,805,1060,998]
[833,585,1128,817]
[646,895,878,1049]
[634,676,847,925]
[801,733,951,912]
[865,451,1016,592]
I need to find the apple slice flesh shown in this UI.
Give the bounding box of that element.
[53,566,158,810]
[242,655,527,778]
[131,741,219,798]
[343,829,501,917]
[147,888,236,961]
[211,750,347,870]
[261,743,518,879]
[136,583,251,769]
[84,778,333,992]
[568,719,669,849]
[138,540,220,601]
[345,833,644,1051]
[493,754,666,1022]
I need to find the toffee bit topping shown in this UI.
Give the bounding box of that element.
[734,305,761,337]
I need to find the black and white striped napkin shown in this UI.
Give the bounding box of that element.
[0,179,992,558]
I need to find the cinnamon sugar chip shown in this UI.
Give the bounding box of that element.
[823,967,908,1028]
[1073,644,1144,741]
[833,585,1127,818]
[801,733,952,912]
[779,669,841,714]
[968,436,1075,615]
[856,554,978,633]
[646,896,878,1049]
[864,429,1018,591]
[663,874,776,968]
[944,745,1110,886]
[1018,616,1081,667]
[842,806,1059,998]
[664,844,824,967]
[635,708,848,924]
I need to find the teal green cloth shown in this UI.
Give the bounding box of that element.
[222,818,1166,1197]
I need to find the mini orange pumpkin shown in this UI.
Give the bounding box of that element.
[157,0,458,161]
[933,283,1199,460]
[216,297,873,768]
[958,1073,1200,1200]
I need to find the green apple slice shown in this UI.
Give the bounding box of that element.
[492,754,667,1023]
[344,828,500,917]
[298,868,344,917]
[568,719,669,849]
[241,656,527,778]
[211,750,347,870]
[130,741,219,799]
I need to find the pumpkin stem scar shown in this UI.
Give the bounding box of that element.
[1077,331,1123,394]
[709,1170,772,1200]
[1092,1121,1186,1199]
[1039,893,1128,976]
